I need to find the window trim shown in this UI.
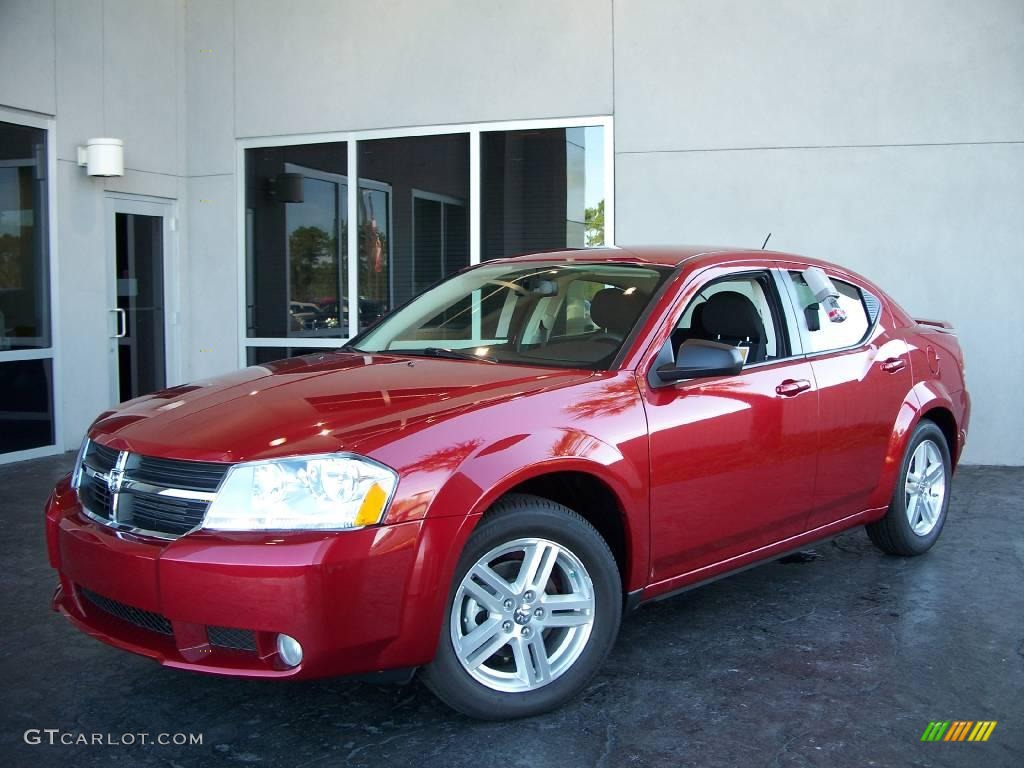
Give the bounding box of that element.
[776,268,881,359]
[235,115,615,366]
[0,107,62,464]
[664,268,797,369]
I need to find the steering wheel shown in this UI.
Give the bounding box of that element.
[590,332,623,346]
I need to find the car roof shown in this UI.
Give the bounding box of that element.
[493,245,846,274]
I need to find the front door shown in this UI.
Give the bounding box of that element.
[643,269,819,582]
[107,198,173,403]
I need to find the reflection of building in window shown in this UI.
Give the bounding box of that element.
[482,126,604,259]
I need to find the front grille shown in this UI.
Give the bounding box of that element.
[78,442,230,538]
[207,626,258,652]
[132,456,228,493]
[80,587,173,636]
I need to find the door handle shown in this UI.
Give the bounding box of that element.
[776,379,812,397]
[880,357,906,373]
[112,308,127,339]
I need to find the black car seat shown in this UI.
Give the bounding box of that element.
[671,302,706,353]
[590,287,647,339]
[696,290,768,363]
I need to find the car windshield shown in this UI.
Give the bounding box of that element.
[350,261,672,369]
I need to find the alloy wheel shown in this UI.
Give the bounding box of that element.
[450,537,595,693]
[904,438,947,536]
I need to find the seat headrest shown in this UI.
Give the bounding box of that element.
[590,287,646,335]
[701,291,765,341]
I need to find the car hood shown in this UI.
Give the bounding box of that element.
[89,352,595,463]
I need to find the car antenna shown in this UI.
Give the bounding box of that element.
[761,232,772,250]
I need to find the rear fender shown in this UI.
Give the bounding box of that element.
[867,381,958,511]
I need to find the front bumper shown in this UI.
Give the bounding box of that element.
[45,475,473,679]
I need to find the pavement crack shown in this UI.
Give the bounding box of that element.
[595,722,616,768]
[345,730,423,762]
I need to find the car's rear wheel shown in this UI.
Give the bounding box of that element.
[866,420,952,556]
[422,494,621,719]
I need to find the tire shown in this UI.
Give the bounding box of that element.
[866,420,952,556]
[422,493,621,720]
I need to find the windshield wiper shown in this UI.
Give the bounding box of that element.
[339,343,364,353]
[390,347,497,364]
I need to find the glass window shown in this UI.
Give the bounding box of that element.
[357,134,470,332]
[673,273,786,364]
[482,126,604,260]
[0,358,54,453]
[242,121,610,366]
[245,142,349,339]
[0,120,50,350]
[786,272,871,353]
[353,262,669,370]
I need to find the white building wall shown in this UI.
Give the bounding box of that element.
[0,0,187,450]
[614,0,1024,465]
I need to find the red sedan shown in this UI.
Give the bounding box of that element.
[45,247,969,719]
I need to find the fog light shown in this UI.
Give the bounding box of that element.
[276,633,303,667]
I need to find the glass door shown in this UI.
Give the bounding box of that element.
[106,197,173,404]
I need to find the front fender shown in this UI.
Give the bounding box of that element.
[439,427,648,591]
[380,427,648,668]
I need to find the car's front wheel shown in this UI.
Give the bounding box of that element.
[422,494,621,719]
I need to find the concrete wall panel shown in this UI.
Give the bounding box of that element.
[617,143,1024,464]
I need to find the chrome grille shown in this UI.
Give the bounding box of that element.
[77,442,230,539]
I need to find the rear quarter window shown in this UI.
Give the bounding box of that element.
[787,271,874,353]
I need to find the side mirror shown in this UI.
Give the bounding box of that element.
[655,339,744,383]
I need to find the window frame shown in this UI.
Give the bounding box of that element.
[776,268,880,358]
[236,116,615,367]
[665,269,799,371]
[0,107,62,464]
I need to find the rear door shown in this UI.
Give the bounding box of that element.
[643,267,819,582]
[778,266,910,528]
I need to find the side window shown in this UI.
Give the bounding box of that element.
[673,273,787,364]
[786,272,872,353]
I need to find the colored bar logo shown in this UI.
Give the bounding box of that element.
[921,721,997,742]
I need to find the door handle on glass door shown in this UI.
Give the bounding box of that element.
[880,357,906,373]
[776,379,812,397]
[112,308,127,338]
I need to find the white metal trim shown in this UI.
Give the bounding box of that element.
[346,140,359,339]
[0,443,63,465]
[469,128,481,267]
[0,106,52,129]
[235,140,248,368]
[603,116,616,247]
[0,348,55,362]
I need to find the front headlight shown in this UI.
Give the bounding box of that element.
[203,453,398,531]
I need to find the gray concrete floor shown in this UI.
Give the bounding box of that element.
[1,454,1021,768]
